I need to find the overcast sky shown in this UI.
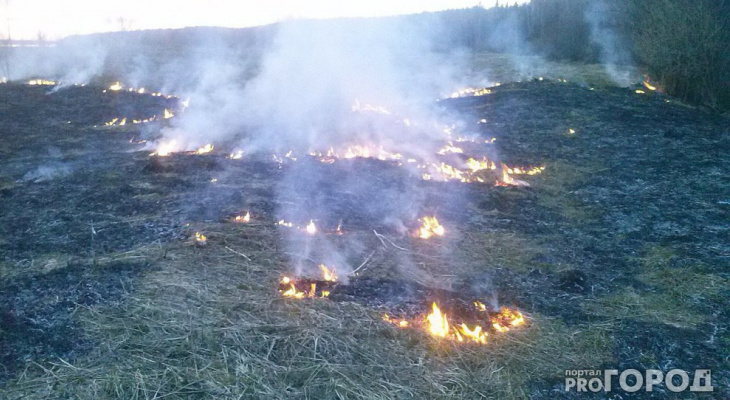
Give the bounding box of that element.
[1,0,529,40]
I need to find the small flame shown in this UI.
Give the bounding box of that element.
[109,82,123,91]
[642,81,657,91]
[234,212,251,223]
[500,163,514,186]
[195,144,214,155]
[281,281,305,299]
[458,323,488,344]
[195,232,207,243]
[279,276,331,299]
[305,220,317,235]
[436,142,464,155]
[384,302,523,345]
[150,140,179,157]
[383,314,409,328]
[426,303,450,337]
[28,79,56,86]
[417,216,445,239]
[449,87,491,98]
[229,150,244,159]
[163,109,175,119]
[318,264,338,282]
[492,307,525,332]
[466,157,496,172]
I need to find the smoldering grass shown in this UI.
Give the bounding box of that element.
[0,222,615,399]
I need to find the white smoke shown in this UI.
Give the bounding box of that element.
[586,0,636,86]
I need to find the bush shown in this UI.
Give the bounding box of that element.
[631,0,730,109]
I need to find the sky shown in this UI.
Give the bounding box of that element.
[0,0,529,41]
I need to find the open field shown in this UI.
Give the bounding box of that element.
[0,61,728,400]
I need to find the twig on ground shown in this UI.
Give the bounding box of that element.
[373,230,408,252]
[224,246,251,261]
[351,250,376,275]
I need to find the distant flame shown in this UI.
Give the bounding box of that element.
[163,109,175,119]
[109,82,123,91]
[642,81,657,91]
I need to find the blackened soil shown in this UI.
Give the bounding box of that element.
[0,79,728,396]
[0,260,148,382]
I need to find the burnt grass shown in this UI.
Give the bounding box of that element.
[0,80,728,398]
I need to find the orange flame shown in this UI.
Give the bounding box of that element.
[383,302,524,345]
[28,79,56,86]
[233,212,251,223]
[279,276,332,299]
[491,307,525,333]
[150,140,179,157]
[426,303,450,337]
[195,232,207,243]
[318,264,338,282]
[417,216,445,239]
[195,144,214,155]
[642,81,657,91]
[383,314,410,328]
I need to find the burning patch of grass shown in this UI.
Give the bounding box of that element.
[0,224,614,399]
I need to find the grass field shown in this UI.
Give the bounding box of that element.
[0,53,727,399]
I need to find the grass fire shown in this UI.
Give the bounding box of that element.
[1,2,728,399]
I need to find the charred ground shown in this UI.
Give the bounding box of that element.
[0,80,727,399]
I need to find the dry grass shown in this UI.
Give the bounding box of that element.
[583,246,727,329]
[1,222,614,399]
[467,52,640,87]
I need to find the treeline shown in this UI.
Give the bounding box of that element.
[435,0,730,110]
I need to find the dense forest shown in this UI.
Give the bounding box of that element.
[437,0,730,110]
